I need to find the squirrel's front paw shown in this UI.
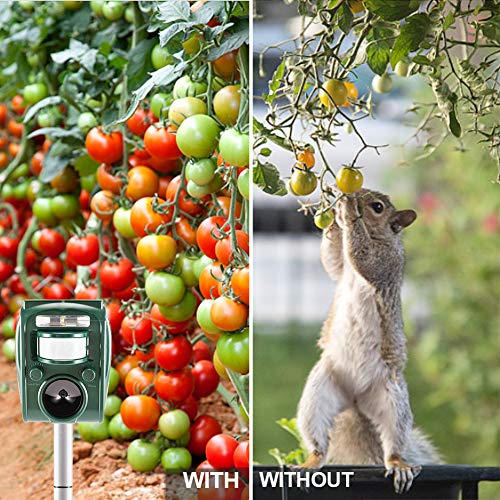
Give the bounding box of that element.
[385,454,421,494]
[298,450,325,469]
[336,196,362,228]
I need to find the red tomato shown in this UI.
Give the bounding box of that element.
[121,314,153,346]
[0,236,19,260]
[166,175,207,216]
[199,262,223,299]
[42,283,73,300]
[38,229,66,258]
[233,440,249,476]
[124,367,155,396]
[205,434,239,468]
[144,125,182,160]
[176,395,198,421]
[193,340,212,362]
[40,257,64,278]
[75,285,99,300]
[188,415,222,456]
[85,127,123,164]
[120,395,160,433]
[99,259,135,291]
[66,234,99,266]
[196,216,227,259]
[126,108,153,136]
[106,302,125,335]
[215,230,249,266]
[154,368,194,403]
[154,337,193,371]
[192,360,220,399]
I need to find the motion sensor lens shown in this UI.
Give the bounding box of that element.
[42,379,83,419]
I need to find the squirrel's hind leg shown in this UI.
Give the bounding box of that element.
[297,357,349,468]
[358,376,421,493]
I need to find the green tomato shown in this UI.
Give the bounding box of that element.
[37,108,62,128]
[158,290,196,322]
[1,184,14,200]
[192,255,213,280]
[77,419,110,443]
[12,181,29,201]
[90,0,104,16]
[169,97,207,129]
[216,328,249,374]
[2,339,15,361]
[185,158,216,186]
[394,60,410,77]
[33,198,59,226]
[51,195,80,220]
[77,112,98,134]
[145,271,186,307]
[176,115,221,159]
[150,93,172,120]
[175,431,190,447]
[63,1,82,11]
[19,1,34,11]
[113,208,137,239]
[23,83,48,105]
[218,129,249,167]
[108,367,119,394]
[173,75,207,99]
[31,230,42,253]
[11,163,29,180]
[182,34,201,55]
[27,51,47,68]
[186,180,211,199]
[124,5,134,22]
[102,0,125,20]
[104,394,122,417]
[237,169,250,200]
[161,448,192,473]
[174,253,198,287]
[2,317,15,339]
[80,173,97,193]
[127,439,161,472]
[109,412,137,441]
[206,173,224,194]
[158,410,190,440]
[151,44,173,70]
[372,73,393,94]
[196,299,224,336]
[289,169,317,196]
[314,209,335,229]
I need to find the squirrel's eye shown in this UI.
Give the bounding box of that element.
[371,202,384,214]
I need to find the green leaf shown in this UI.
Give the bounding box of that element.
[113,62,187,125]
[276,418,303,444]
[51,39,91,65]
[253,161,287,196]
[205,18,249,61]
[412,54,432,66]
[443,12,455,30]
[264,59,286,103]
[23,96,62,124]
[338,2,354,34]
[74,154,99,177]
[159,22,194,46]
[156,0,190,23]
[127,38,156,92]
[192,2,225,24]
[28,128,81,140]
[448,110,462,138]
[259,148,272,157]
[364,0,420,21]
[390,13,431,68]
[40,142,74,182]
[366,41,390,75]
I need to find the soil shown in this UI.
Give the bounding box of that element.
[0,340,242,500]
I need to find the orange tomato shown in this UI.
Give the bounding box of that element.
[210,296,248,332]
[343,82,359,106]
[90,190,116,221]
[296,149,315,168]
[175,217,197,247]
[231,266,249,305]
[124,367,155,396]
[130,196,171,237]
[199,262,223,299]
[7,119,23,137]
[126,166,159,201]
[97,164,124,194]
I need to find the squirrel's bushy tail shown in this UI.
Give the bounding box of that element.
[326,409,442,465]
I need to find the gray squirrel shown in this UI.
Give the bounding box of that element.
[296,189,440,494]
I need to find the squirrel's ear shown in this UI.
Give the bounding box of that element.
[391,209,417,233]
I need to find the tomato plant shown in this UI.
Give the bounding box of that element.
[0,0,249,474]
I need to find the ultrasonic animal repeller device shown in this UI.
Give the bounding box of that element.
[16,300,111,500]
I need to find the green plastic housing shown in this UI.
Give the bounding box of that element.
[16,300,111,423]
